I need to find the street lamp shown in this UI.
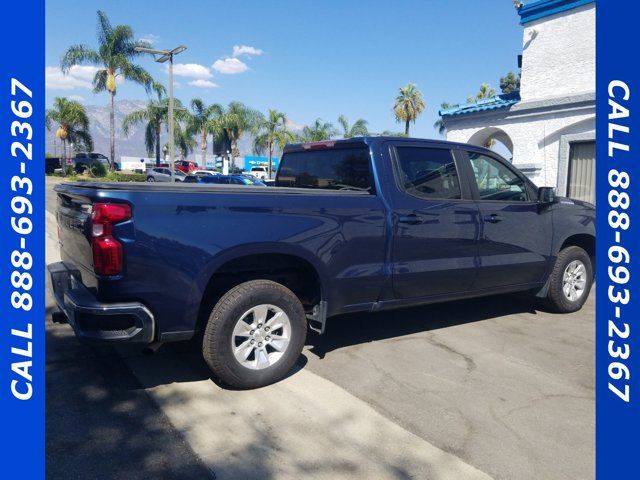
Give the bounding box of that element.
[134,45,187,181]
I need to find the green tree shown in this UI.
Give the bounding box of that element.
[209,102,263,168]
[337,114,369,138]
[379,130,407,137]
[46,97,93,175]
[433,102,452,137]
[393,82,426,136]
[187,99,223,169]
[301,118,337,142]
[500,71,521,94]
[61,10,155,170]
[253,109,296,177]
[467,83,496,103]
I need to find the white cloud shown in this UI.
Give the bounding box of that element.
[189,79,219,89]
[68,94,86,103]
[232,45,263,57]
[212,57,249,74]
[286,118,304,132]
[139,33,160,45]
[170,63,213,79]
[45,65,101,90]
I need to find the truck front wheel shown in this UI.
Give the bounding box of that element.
[202,280,307,389]
[545,246,593,313]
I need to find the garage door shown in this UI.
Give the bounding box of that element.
[567,141,596,204]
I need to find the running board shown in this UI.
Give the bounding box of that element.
[306,301,328,335]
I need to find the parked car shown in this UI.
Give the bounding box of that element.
[46,157,61,174]
[174,160,198,174]
[199,175,267,186]
[73,152,119,173]
[245,166,269,180]
[190,170,219,179]
[146,167,186,182]
[49,137,595,389]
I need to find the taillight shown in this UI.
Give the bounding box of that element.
[91,202,131,276]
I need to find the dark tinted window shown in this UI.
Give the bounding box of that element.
[467,152,528,202]
[395,147,460,199]
[276,146,373,192]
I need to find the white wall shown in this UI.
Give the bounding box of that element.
[519,3,595,102]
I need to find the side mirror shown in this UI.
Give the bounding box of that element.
[538,186,556,204]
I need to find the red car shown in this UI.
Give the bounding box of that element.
[174,160,198,174]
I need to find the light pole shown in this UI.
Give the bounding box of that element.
[134,45,187,182]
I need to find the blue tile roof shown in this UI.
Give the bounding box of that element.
[439,92,521,118]
[518,0,595,25]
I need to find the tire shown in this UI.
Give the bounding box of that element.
[146,176,155,182]
[202,280,307,389]
[545,246,593,313]
[75,163,87,174]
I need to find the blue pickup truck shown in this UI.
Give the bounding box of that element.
[49,137,595,388]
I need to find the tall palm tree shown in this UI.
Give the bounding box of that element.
[61,10,155,170]
[253,109,296,177]
[337,115,369,138]
[301,118,337,142]
[174,124,197,160]
[187,99,223,169]
[393,82,426,136]
[433,102,452,137]
[209,102,263,168]
[46,97,93,174]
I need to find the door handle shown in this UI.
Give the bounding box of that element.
[398,214,423,225]
[483,214,503,223]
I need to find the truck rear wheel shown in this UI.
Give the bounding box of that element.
[202,280,307,389]
[545,246,593,313]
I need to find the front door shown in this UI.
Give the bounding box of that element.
[389,144,480,300]
[460,150,553,290]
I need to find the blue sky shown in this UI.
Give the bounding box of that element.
[46,0,523,139]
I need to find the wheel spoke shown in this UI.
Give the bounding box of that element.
[255,347,269,368]
[233,320,253,337]
[234,340,254,362]
[266,311,285,331]
[270,337,288,352]
[252,304,269,325]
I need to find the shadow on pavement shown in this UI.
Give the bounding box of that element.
[307,293,539,359]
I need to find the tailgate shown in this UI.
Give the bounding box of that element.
[56,188,95,278]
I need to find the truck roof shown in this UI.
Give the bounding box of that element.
[282,136,498,155]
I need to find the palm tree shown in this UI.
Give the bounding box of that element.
[433,102,452,137]
[174,124,197,160]
[379,130,407,137]
[209,102,263,168]
[187,99,223,169]
[467,83,496,103]
[253,109,296,177]
[121,84,168,166]
[337,115,369,138]
[46,97,93,174]
[393,82,426,136]
[61,10,155,170]
[301,118,337,142]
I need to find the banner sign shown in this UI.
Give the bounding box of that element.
[597,0,639,477]
[0,0,45,477]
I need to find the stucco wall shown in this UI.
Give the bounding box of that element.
[519,3,595,102]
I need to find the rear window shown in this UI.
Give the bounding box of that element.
[276,146,374,193]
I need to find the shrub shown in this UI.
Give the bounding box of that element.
[89,162,108,177]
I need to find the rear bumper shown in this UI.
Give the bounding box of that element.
[47,262,155,343]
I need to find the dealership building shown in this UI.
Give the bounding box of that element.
[441,0,596,204]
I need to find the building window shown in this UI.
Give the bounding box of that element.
[567,141,596,205]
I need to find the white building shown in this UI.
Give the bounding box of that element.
[441,0,595,203]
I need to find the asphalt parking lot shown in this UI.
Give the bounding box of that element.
[45,177,594,480]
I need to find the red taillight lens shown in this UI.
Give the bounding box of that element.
[91,202,131,276]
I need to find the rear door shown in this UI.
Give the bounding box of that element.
[458,149,553,289]
[388,143,480,299]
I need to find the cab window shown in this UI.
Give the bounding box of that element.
[467,152,529,202]
[394,147,461,199]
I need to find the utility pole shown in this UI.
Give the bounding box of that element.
[134,45,187,182]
